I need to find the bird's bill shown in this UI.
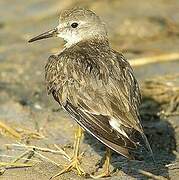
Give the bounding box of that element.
[28,28,58,43]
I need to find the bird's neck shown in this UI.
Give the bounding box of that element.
[64,35,109,49]
[60,37,111,64]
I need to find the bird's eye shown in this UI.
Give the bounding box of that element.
[71,22,78,28]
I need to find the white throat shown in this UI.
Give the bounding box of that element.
[57,33,82,48]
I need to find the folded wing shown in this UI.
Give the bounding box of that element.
[45,51,152,159]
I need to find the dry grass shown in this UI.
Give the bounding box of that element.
[130,52,179,67]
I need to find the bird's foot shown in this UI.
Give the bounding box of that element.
[50,153,86,179]
[90,166,111,179]
[91,148,111,179]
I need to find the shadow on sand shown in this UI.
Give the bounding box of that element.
[83,96,176,179]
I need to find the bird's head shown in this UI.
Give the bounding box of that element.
[28,7,107,47]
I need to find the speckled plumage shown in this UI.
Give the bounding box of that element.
[45,38,150,158]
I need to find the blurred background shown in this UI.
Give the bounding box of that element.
[0,0,179,179]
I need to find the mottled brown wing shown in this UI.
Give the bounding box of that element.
[45,53,151,158]
[115,52,142,111]
[63,101,135,158]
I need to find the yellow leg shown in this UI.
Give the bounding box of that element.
[50,126,85,179]
[91,148,111,178]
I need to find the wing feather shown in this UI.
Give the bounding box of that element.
[45,45,152,158]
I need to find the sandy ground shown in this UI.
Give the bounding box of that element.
[0,0,179,179]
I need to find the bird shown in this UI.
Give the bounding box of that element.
[28,7,153,178]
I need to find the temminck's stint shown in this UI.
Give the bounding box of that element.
[29,7,153,178]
